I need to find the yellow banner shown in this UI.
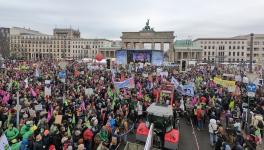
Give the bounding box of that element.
[213,77,236,92]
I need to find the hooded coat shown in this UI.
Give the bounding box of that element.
[4,127,19,141]
[208,119,218,134]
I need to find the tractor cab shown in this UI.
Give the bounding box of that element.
[136,103,179,149]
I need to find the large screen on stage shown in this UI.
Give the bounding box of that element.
[132,52,151,62]
[116,50,127,64]
[151,51,164,66]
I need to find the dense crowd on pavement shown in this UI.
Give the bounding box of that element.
[0,60,263,150]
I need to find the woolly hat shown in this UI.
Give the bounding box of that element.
[44,130,49,136]
[49,145,55,150]
[11,139,17,144]
[23,113,28,118]
[74,130,81,136]
[26,121,33,126]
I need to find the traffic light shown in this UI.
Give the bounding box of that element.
[181,60,186,72]
[106,59,111,69]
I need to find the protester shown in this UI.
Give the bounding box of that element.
[0,60,263,150]
[209,118,218,146]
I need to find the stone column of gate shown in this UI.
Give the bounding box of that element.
[151,42,155,50]
[161,42,164,51]
[181,52,183,60]
[140,42,144,49]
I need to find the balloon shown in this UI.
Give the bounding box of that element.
[95,53,104,61]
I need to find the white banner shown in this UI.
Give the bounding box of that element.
[0,134,11,150]
[171,77,180,88]
[160,71,168,77]
[35,104,43,111]
[235,75,242,82]
[85,88,94,97]
[45,80,51,85]
[44,86,51,97]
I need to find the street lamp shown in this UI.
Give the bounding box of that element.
[249,33,254,73]
[0,54,5,70]
[245,72,258,127]
[58,61,68,103]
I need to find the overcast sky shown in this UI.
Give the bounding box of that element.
[0,0,264,40]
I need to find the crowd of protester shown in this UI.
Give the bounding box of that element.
[0,60,263,150]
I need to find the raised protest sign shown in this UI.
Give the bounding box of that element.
[85,88,94,97]
[45,80,51,85]
[0,134,11,150]
[171,77,184,93]
[160,71,168,77]
[55,115,63,124]
[213,77,236,92]
[114,78,135,89]
[182,84,195,97]
[35,104,43,111]
[45,86,51,97]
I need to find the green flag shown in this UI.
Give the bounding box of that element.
[72,114,76,125]
[12,80,20,91]
[111,92,118,110]
[67,127,71,137]
[107,87,113,97]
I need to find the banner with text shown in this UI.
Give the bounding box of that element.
[116,50,128,65]
[0,134,11,150]
[114,78,135,89]
[213,77,236,92]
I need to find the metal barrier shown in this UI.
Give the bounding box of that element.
[144,123,154,150]
[114,123,135,150]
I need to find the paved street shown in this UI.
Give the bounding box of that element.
[179,118,212,150]
[120,118,212,150]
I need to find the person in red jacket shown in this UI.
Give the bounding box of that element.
[83,128,93,150]
[196,106,204,130]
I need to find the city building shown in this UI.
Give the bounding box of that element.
[171,39,203,62]
[99,40,121,59]
[234,34,264,64]
[193,37,248,63]
[9,27,119,60]
[121,20,175,61]
[53,28,80,38]
[0,27,10,58]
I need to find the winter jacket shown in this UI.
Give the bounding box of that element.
[208,119,218,134]
[11,142,21,150]
[33,141,44,150]
[4,127,19,140]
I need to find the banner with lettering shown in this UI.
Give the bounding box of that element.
[114,78,135,89]
[0,134,11,150]
[182,84,195,97]
[171,77,184,93]
[213,77,236,92]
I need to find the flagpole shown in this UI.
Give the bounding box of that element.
[16,91,20,129]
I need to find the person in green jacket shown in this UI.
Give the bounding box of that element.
[20,121,34,140]
[20,121,32,136]
[4,123,19,141]
[10,139,21,150]
[229,99,235,111]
